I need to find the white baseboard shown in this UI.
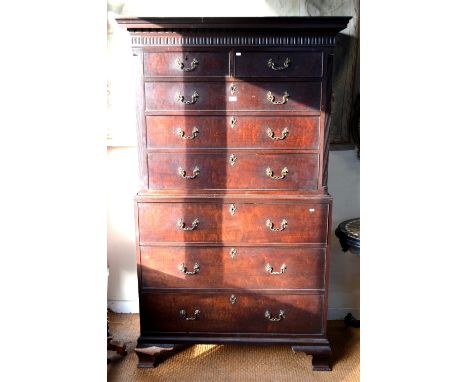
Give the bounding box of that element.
[108,300,139,313]
[107,300,359,320]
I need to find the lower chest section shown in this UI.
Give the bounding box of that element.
[136,198,330,337]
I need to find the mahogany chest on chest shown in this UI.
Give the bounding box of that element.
[117,16,350,371]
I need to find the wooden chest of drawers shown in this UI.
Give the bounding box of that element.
[117,16,350,371]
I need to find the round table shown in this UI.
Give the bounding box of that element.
[335,218,360,255]
[335,218,360,328]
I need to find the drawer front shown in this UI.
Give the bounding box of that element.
[140,246,325,290]
[146,116,320,150]
[147,153,319,190]
[145,82,321,112]
[145,82,225,111]
[144,52,229,77]
[230,82,321,112]
[138,202,328,244]
[140,292,324,334]
[235,51,323,78]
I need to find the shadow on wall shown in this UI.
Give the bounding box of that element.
[267,0,360,147]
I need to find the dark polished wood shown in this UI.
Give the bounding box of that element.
[140,292,324,334]
[134,345,189,368]
[116,16,350,371]
[144,81,321,112]
[138,202,329,244]
[335,217,360,254]
[292,345,332,371]
[136,192,332,201]
[234,51,323,78]
[107,337,127,359]
[144,51,229,77]
[140,245,325,290]
[146,115,320,150]
[116,16,352,32]
[147,152,319,190]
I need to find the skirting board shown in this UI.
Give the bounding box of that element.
[107,300,359,320]
[108,300,139,314]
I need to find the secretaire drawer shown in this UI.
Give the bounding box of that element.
[234,51,323,78]
[145,81,321,112]
[140,246,325,290]
[143,52,229,77]
[137,202,329,244]
[140,292,324,334]
[147,152,319,190]
[146,116,320,150]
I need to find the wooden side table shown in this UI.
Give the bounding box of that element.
[335,218,360,255]
[335,218,360,328]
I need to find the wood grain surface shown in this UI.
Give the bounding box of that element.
[146,115,320,150]
[140,292,324,334]
[137,201,329,244]
[147,152,319,190]
[140,246,325,290]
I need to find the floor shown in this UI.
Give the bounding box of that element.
[107,313,360,382]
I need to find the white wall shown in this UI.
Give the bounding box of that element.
[327,150,360,319]
[107,0,360,319]
[107,146,139,313]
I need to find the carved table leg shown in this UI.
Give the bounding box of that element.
[108,336,128,356]
[135,344,189,368]
[344,313,360,328]
[292,345,332,371]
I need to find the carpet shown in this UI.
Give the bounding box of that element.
[107,313,359,382]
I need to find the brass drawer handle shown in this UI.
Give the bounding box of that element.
[177,218,200,231]
[178,166,200,179]
[266,91,289,105]
[266,127,289,140]
[265,309,286,322]
[175,57,199,72]
[180,309,200,321]
[266,219,288,232]
[265,263,287,275]
[266,167,288,179]
[178,262,200,275]
[267,57,291,71]
[176,91,199,105]
[176,127,199,140]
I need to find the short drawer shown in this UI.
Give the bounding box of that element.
[143,52,229,77]
[145,82,224,111]
[140,292,324,334]
[140,246,325,290]
[234,51,323,78]
[147,152,319,190]
[138,202,329,244]
[144,81,321,113]
[146,116,320,150]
